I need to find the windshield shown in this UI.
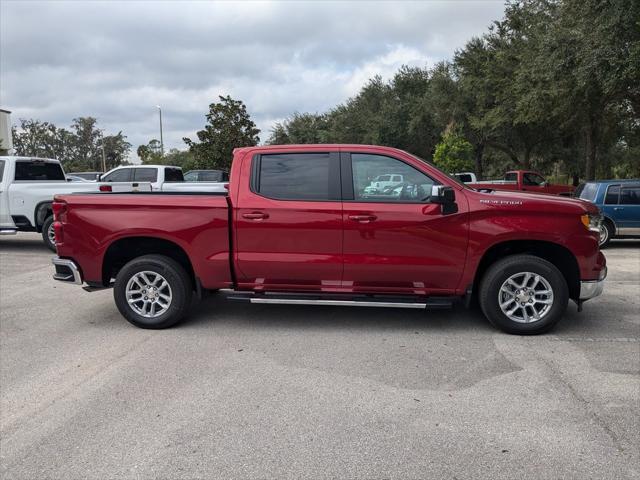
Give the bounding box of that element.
[577,183,598,202]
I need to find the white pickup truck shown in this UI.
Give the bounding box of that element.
[100,165,228,193]
[0,156,150,250]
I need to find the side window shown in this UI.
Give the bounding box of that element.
[620,187,640,205]
[102,169,132,182]
[164,168,184,182]
[200,170,225,182]
[254,153,339,200]
[0,160,5,182]
[504,172,517,183]
[351,154,435,203]
[523,173,545,186]
[133,168,158,182]
[14,161,66,181]
[604,185,620,205]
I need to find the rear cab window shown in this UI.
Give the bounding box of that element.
[164,168,184,182]
[252,152,340,200]
[14,160,65,181]
[504,172,517,183]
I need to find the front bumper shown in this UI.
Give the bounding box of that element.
[579,266,607,300]
[52,257,82,285]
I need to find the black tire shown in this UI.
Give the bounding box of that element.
[41,215,56,252]
[479,254,569,335]
[113,254,193,329]
[599,220,614,249]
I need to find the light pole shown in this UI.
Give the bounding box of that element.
[156,105,164,156]
[100,131,107,172]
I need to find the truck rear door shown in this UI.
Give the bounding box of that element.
[234,151,343,290]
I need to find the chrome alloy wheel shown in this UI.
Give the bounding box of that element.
[47,222,56,245]
[599,223,609,246]
[125,271,172,318]
[498,272,554,323]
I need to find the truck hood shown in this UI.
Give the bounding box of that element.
[468,188,599,215]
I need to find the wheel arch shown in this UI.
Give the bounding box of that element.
[473,239,581,300]
[34,201,53,232]
[602,215,617,235]
[102,236,196,289]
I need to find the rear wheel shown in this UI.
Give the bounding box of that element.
[41,216,56,252]
[114,254,193,329]
[479,255,568,335]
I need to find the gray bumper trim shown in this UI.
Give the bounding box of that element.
[52,257,82,285]
[579,266,607,300]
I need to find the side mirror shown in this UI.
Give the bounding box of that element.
[430,185,455,204]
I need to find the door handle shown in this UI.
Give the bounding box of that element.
[348,214,377,223]
[242,212,269,220]
[613,207,624,211]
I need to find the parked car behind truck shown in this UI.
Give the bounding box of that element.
[100,165,227,192]
[470,170,574,196]
[52,144,606,335]
[576,179,640,247]
[0,156,150,250]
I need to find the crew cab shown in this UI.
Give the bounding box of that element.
[51,145,606,335]
[0,156,150,250]
[470,170,574,196]
[101,165,227,192]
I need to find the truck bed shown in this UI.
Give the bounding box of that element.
[55,192,232,289]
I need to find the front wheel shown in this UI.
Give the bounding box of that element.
[599,221,613,248]
[479,255,569,335]
[114,254,193,329]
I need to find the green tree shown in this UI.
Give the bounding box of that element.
[184,95,260,169]
[433,125,475,173]
[12,117,131,171]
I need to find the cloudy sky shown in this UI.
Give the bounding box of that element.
[1,0,505,160]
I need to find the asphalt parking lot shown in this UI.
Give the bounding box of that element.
[1,233,638,479]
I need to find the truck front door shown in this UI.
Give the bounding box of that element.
[340,152,469,295]
[234,151,344,291]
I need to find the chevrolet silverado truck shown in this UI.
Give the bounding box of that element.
[470,170,574,196]
[0,156,150,250]
[51,145,606,335]
[100,165,227,193]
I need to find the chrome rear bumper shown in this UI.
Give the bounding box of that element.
[579,266,607,300]
[52,257,82,285]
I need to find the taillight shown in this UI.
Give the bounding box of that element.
[52,201,67,221]
[99,185,112,192]
[53,221,64,244]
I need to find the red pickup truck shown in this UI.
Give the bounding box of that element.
[470,170,575,196]
[51,145,606,335]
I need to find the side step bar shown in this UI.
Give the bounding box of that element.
[222,290,453,310]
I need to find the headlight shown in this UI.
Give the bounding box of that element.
[581,213,602,233]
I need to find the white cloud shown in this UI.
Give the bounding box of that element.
[0,0,505,160]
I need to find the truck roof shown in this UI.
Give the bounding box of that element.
[0,156,60,162]
[233,144,410,155]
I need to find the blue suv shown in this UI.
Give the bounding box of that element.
[576,179,640,247]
